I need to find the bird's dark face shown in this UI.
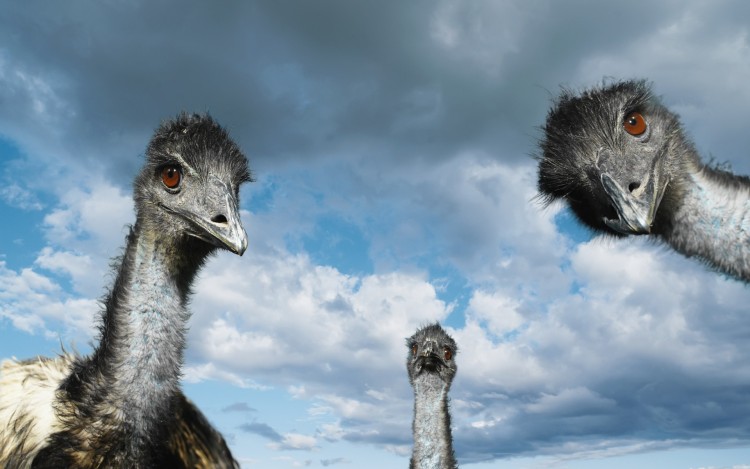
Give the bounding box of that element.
[406,323,458,387]
[135,113,252,255]
[538,80,681,235]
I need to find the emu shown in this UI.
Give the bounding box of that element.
[538,79,750,282]
[407,323,459,469]
[0,113,251,468]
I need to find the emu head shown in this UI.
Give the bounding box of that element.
[407,323,458,388]
[538,80,682,235]
[134,113,252,255]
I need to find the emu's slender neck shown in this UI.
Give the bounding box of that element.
[411,376,457,469]
[80,217,208,443]
[107,224,189,428]
[663,163,750,282]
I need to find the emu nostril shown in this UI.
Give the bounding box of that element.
[211,214,228,224]
[628,182,641,193]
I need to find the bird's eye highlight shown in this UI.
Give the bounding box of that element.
[623,112,647,136]
[443,347,452,361]
[161,165,182,189]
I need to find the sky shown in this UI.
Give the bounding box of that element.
[1,1,750,468]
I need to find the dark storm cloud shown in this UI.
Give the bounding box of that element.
[0,2,664,170]
[0,2,286,177]
[453,379,750,463]
[2,0,749,183]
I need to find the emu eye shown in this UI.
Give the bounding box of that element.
[411,343,418,355]
[161,165,182,189]
[443,347,452,361]
[623,112,647,136]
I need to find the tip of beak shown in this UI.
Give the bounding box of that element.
[236,234,248,256]
[226,228,248,256]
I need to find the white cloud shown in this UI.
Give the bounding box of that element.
[451,319,545,392]
[269,433,318,451]
[0,170,134,341]
[0,261,98,339]
[466,290,525,336]
[34,247,95,293]
[42,180,132,257]
[190,247,452,384]
[524,387,616,415]
[182,362,269,390]
[0,183,43,210]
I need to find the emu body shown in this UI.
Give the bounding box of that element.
[0,113,250,468]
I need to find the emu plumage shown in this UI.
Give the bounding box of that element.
[538,80,750,282]
[0,113,251,468]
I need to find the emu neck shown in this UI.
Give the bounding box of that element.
[664,166,750,282]
[411,375,457,469]
[89,219,205,437]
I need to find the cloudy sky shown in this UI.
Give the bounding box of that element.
[2,1,750,468]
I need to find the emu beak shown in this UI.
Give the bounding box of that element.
[179,178,248,255]
[597,148,669,235]
[414,341,443,373]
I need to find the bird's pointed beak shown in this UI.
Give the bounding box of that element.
[597,148,669,235]
[178,178,248,255]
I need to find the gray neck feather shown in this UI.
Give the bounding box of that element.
[411,376,457,469]
[115,229,187,432]
[666,166,750,282]
[90,220,198,441]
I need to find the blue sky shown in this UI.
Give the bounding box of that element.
[2,1,750,468]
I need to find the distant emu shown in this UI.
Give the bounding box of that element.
[538,79,750,282]
[0,113,251,468]
[407,323,459,469]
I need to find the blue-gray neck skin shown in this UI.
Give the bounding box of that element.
[410,374,458,469]
[662,162,750,282]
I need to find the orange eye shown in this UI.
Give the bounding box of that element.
[623,112,647,136]
[411,344,418,355]
[443,347,452,361]
[161,166,181,189]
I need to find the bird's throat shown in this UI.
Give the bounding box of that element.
[99,227,195,435]
[412,377,454,469]
[667,169,750,282]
